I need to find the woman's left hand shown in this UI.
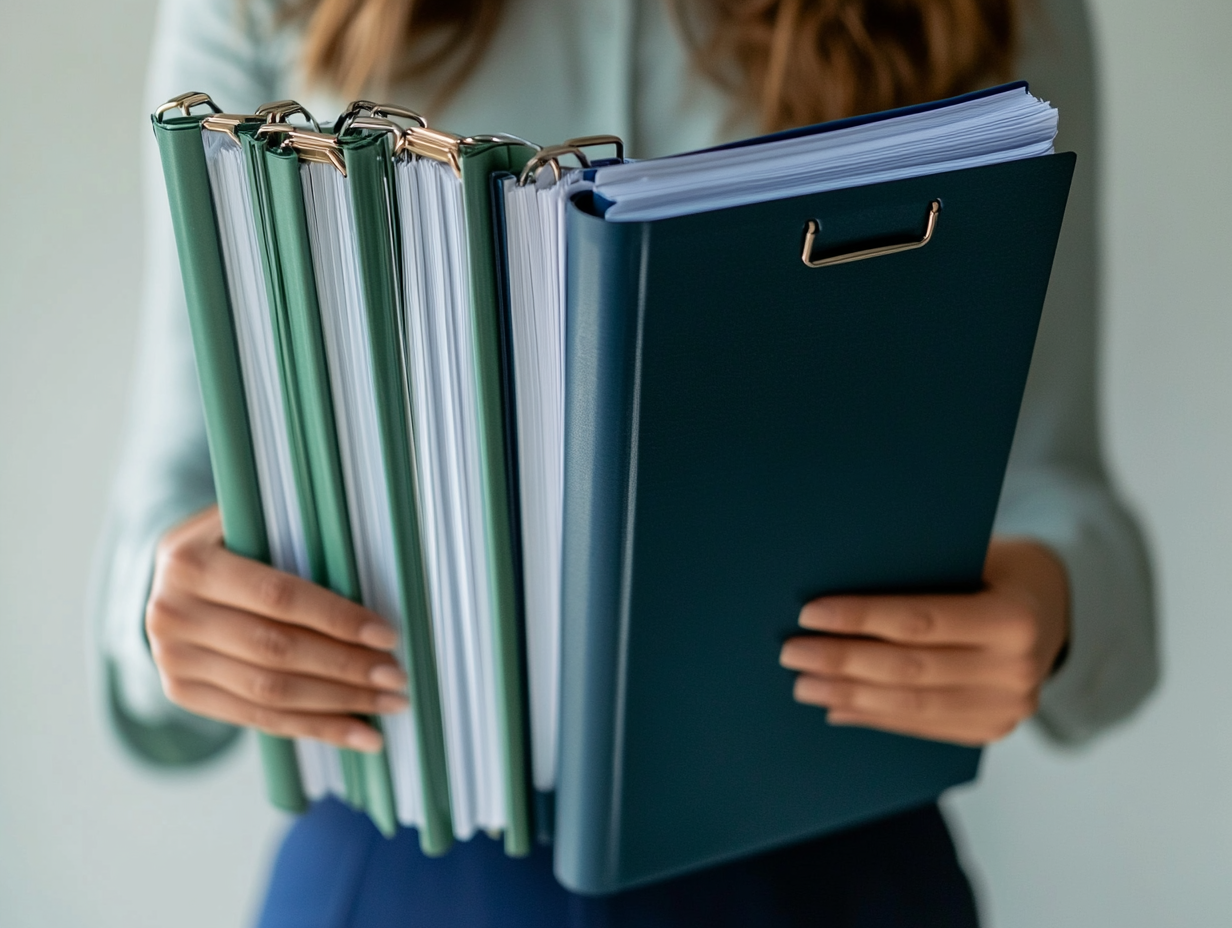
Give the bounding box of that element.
[779,538,1070,746]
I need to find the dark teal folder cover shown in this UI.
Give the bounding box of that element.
[555,153,1076,894]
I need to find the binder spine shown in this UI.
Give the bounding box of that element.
[487,170,537,845]
[151,115,306,813]
[343,136,454,854]
[247,136,398,835]
[555,205,649,894]
[460,144,538,857]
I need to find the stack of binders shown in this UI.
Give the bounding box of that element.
[152,84,1074,893]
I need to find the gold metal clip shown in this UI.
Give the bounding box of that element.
[255,100,321,132]
[516,135,625,186]
[562,135,624,162]
[371,103,428,126]
[201,113,262,145]
[801,200,941,269]
[257,123,347,176]
[517,144,590,186]
[341,117,409,160]
[460,132,539,148]
[401,125,464,177]
[335,101,428,136]
[335,103,537,176]
[346,116,405,139]
[155,91,222,122]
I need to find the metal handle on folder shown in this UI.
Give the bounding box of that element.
[801,199,941,268]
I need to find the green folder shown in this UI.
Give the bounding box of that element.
[458,141,537,857]
[155,102,538,850]
[151,100,305,813]
[330,123,538,855]
[337,130,455,854]
[238,125,398,835]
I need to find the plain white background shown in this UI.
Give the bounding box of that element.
[0,1,1228,925]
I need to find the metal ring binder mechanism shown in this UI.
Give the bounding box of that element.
[200,114,262,145]
[257,122,348,176]
[255,100,322,133]
[154,90,221,121]
[517,135,624,186]
[335,101,429,136]
[801,199,942,268]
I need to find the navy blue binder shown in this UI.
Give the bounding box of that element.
[554,153,1076,893]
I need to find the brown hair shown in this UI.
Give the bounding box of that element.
[294,0,1017,131]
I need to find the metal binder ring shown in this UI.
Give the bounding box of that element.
[562,134,624,163]
[344,116,405,139]
[155,92,222,122]
[460,132,539,148]
[335,101,428,136]
[201,113,263,145]
[371,103,428,127]
[255,100,321,133]
[257,123,347,176]
[517,144,592,186]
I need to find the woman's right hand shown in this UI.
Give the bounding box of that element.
[145,506,408,752]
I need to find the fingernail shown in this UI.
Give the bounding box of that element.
[800,601,839,630]
[796,676,836,703]
[375,693,410,713]
[369,663,408,690]
[359,621,399,650]
[779,641,805,668]
[346,726,384,753]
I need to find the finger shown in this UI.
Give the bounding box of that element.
[160,643,410,715]
[184,544,398,649]
[155,597,409,692]
[779,636,1038,692]
[792,675,1035,731]
[798,592,1036,652]
[822,710,1004,747]
[161,678,386,752]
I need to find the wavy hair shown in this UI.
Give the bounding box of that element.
[293,0,1017,130]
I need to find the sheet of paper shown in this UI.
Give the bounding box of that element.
[594,85,1057,221]
[501,169,591,794]
[395,156,507,839]
[300,160,424,828]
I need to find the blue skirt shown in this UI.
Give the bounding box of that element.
[257,800,978,928]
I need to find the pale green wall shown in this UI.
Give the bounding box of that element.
[1,1,1228,926]
[945,2,1232,925]
[0,3,283,927]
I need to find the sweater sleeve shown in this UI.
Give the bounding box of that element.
[88,0,281,765]
[999,0,1159,744]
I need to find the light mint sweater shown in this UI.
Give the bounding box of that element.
[92,0,1157,764]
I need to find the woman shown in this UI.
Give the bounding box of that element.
[92,0,1158,924]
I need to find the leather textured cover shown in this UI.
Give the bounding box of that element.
[555,153,1076,893]
[151,115,307,812]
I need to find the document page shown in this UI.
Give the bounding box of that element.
[394,156,507,840]
[501,169,592,794]
[300,160,425,828]
[594,84,1057,221]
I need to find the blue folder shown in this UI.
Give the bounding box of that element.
[554,152,1075,893]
